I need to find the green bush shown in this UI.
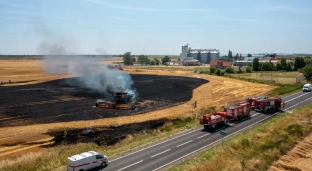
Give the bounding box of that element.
[225,66,235,74]
[210,66,216,74]
[246,66,252,73]
[215,69,221,76]
[220,70,225,76]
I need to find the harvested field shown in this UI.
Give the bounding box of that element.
[0,59,276,160]
[268,133,312,171]
[0,74,207,127]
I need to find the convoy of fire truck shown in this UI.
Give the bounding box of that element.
[200,96,286,130]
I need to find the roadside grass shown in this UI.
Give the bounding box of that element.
[0,116,202,171]
[0,66,304,171]
[0,105,221,171]
[167,103,312,171]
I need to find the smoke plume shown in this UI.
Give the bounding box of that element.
[42,55,137,99]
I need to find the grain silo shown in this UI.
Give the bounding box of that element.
[209,50,220,62]
[189,50,200,60]
[199,50,209,64]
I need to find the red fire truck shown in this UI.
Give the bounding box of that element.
[200,112,228,130]
[254,97,284,113]
[245,96,268,109]
[200,103,251,130]
[224,103,251,121]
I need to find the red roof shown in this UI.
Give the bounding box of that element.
[210,60,232,67]
[210,60,219,66]
[223,61,232,67]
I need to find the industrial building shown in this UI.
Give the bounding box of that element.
[180,44,220,65]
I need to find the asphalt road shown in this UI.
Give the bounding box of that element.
[96,91,312,171]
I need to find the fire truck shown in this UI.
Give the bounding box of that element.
[200,112,228,130]
[254,97,284,113]
[245,96,268,109]
[224,103,251,121]
[200,103,251,130]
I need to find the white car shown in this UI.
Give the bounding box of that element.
[303,84,312,92]
[67,151,108,171]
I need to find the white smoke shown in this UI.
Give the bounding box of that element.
[41,55,138,99]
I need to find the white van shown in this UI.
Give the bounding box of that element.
[303,84,312,92]
[67,151,108,171]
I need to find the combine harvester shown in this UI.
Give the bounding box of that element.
[200,103,251,130]
[95,91,136,110]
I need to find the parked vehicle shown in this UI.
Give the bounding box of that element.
[67,151,108,171]
[224,103,251,121]
[254,97,284,113]
[245,96,268,109]
[303,84,312,92]
[200,112,228,130]
[200,103,251,130]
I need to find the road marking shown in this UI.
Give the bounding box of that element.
[284,93,309,103]
[110,127,201,162]
[117,160,143,171]
[112,92,309,163]
[151,149,171,158]
[176,140,193,147]
[152,113,280,171]
[284,96,312,111]
[197,134,209,139]
[282,91,303,99]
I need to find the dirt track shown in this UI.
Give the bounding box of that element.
[0,59,276,160]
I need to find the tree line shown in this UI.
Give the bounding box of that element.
[123,52,171,65]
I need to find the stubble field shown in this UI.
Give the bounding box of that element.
[0,58,276,160]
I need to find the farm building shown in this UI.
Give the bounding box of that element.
[182,59,201,66]
[210,60,232,69]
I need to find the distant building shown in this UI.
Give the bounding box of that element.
[183,59,201,66]
[210,60,232,69]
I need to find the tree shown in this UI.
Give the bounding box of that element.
[294,57,306,70]
[162,56,171,64]
[262,61,272,71]
[132,57,136,63]
[138,55,150,65]
[253,58,259,71]
[304,56,312,65]
[280,57,287,70]
[228,50,233,59]
[123,52,133,65]
[234,53,239,59]
[150,60,155,65]
[154,58,160,65]
[276,62,282,70]
[247,53,252,57]
[286,62,292,71]
[299,65,312,82]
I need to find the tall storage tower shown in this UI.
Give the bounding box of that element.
[180,44,189,62]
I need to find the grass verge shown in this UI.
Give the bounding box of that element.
[0,117,202,171]
[0,106,219,171]
[167,103,312,171]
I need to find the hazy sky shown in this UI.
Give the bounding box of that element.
[0,0,311,55]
